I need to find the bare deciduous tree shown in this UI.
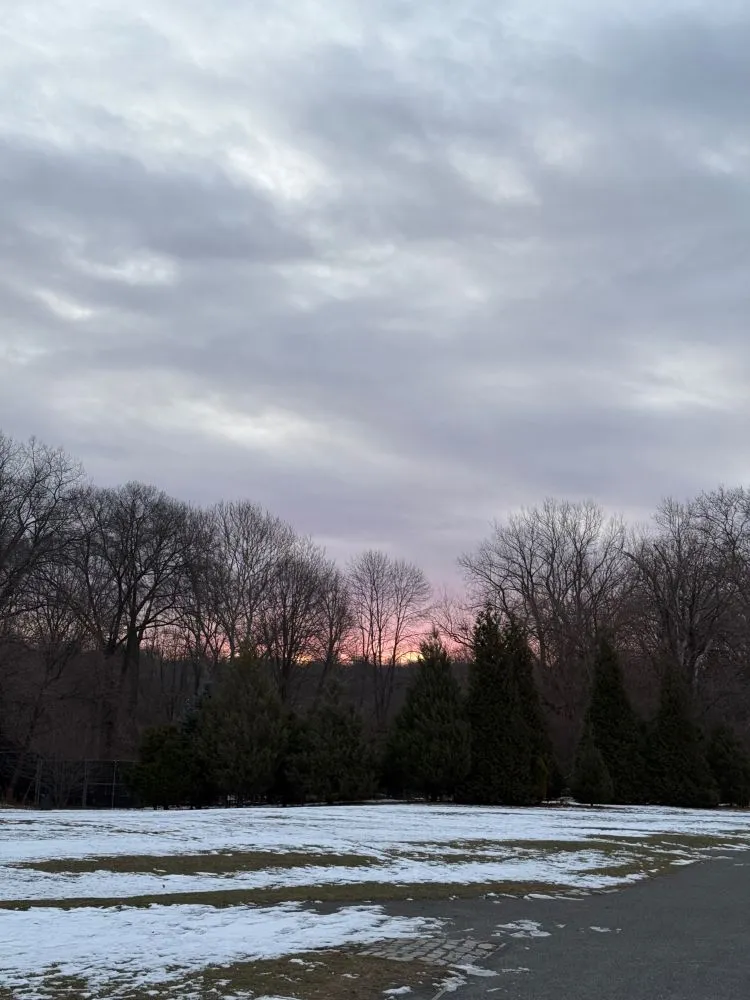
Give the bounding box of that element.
[429,588,474,658]
[0,434,81,634]
[461,499,631,724]
[199,501,294,661]
[625,493,746,691]
[172,507,230,682]
[310,564,354,698]
[462,500,629,658]
[68,482,193,752]
[5,560,88,797]
[348,550,431,729]
[256,537,334,705]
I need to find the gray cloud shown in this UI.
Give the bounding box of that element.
[1,0,749,586]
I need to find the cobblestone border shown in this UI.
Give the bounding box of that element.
[363,934,497,967]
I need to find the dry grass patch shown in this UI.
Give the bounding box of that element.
[623,833,749,851]
[199,950,442,999]
[393,833,750,874]
[16,851,373,877]
[2,952,442,1000]
[0,879,576,911]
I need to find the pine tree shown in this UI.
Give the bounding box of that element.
[707,726,750,807]
[465,608,551,805]
[586,636,645,803]
[465,607,512,804]
[646,669,718,808]
[131,725,192,808]
[273,711,313,805]
[503,619,555,802]
[180,705,219,807]
[571,722,613,805]
[306,696,375,804]
[386,631,470,800]
[277,688,374,804]
[198,650,284,804]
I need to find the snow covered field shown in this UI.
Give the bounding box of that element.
[1,803,749,998]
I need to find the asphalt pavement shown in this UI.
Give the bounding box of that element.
[384,853,750,999]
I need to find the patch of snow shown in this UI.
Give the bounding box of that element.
[0,902,439,997]
[496,920,551,939]
[452,964,497,977]
[2,803,750,867]
[589,926,612,933]
[0,850,637,903]
[435,973,467,994]
[383,988,412,996]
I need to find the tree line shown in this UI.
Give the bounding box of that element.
[2,429,750,808]
[132,613,750,809]
[0,432,430,796]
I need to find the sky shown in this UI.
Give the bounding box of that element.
[1,1,749,586]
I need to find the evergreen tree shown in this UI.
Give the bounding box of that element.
[306,698,374,803]
[274,711,313,805]
[586,636,645,803]
[707,725,750,807]
[504,619,555,801]
[198,650,284,804]
[131,725,192,808]
[571,722,613,805]
[386,631,470,800]
[465,608,551,805]
[180,705,219,807]
[646,669,718,808]
[276,688,374,804]
[465,606,511,804]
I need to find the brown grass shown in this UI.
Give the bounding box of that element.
[16,850,373,877]
[197,950,442,1000]
[3,951,444,1000]
[5,832,745,913]
[0,878,578,911]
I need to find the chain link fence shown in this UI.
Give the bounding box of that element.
[0,749,137,808]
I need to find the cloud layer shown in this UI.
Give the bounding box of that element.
[2,0,749,582]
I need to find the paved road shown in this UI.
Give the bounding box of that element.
[385,854,750,999]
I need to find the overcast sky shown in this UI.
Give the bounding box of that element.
[1,1,749,585]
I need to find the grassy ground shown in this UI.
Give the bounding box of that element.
[0,950,442,1000]
[16,850,375,877]
[3,833,744,911]
[0,878,582,911]
[2,830,748,998]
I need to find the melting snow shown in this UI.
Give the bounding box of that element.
[1,802,749,994]
[2,803,750,866]
[496,919,551,939]
[0,902,438,996]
